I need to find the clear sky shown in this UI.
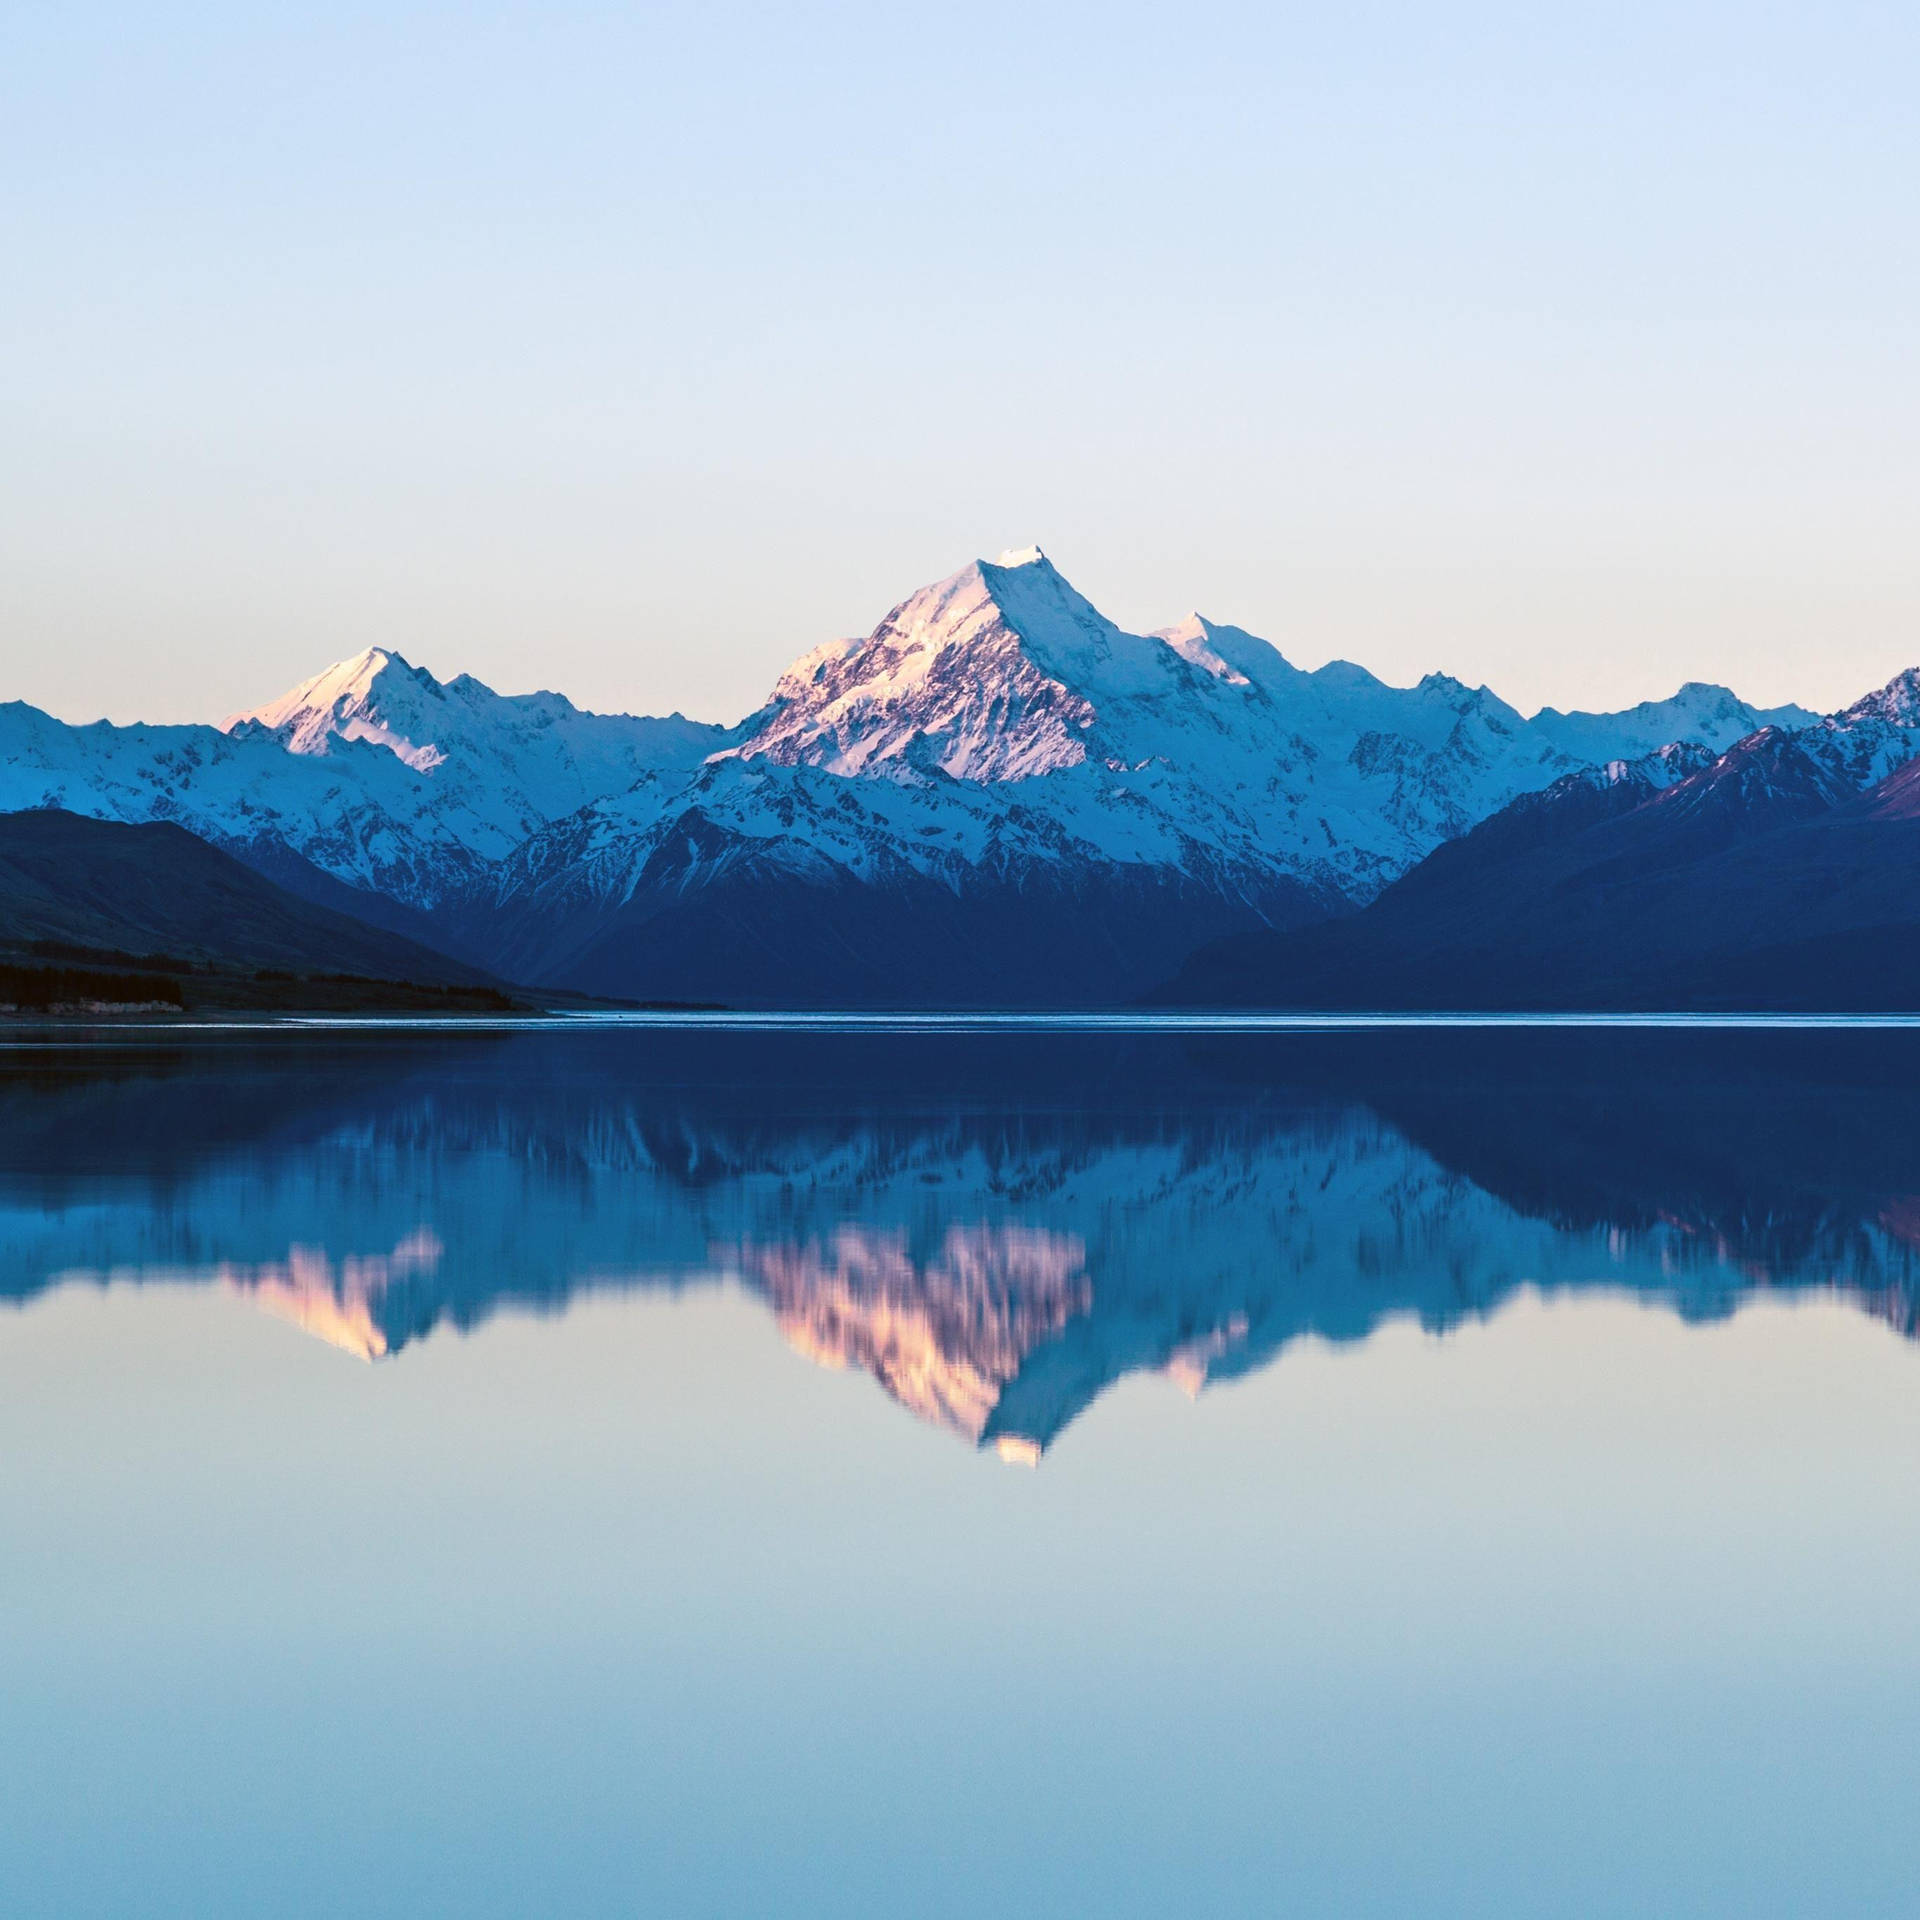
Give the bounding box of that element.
[4,2,1917,727]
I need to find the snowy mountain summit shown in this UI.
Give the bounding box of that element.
[225,647,452,769]
[719,547,1163,780]
[214,645,734,877]
[1,545,1911,1005]
[702,547,1814,907]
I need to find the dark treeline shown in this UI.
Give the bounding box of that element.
[0,962,186,1009]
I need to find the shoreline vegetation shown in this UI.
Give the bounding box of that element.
[0,946,520,1018]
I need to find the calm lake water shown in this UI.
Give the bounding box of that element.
[5,1021,1920,1917]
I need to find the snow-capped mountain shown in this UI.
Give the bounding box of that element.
[1794,668,1920,791]
[719,549,1111,780]
[693,548,1833,902]
[1156,694,1920,1011]
[467,547,1894,1000]
[1530,682,1813,762]
[717,548,1615,889]
[4,544,1917,1002]
[0,697,490,906]
[0,649,732,918]
[220,645,734,884]
[224,644,729,800]
[457,750,1337,1005]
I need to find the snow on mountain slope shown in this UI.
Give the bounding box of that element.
[1529,683,1815,762]
[224,646,734,846]
[0,654,735,915]
[1644,725,1860,830]
[1796,668,1920,790]
[226,648,452,768]
[0,700,492,903]
[489,751,1339,914]
[7,546,1920,999]
[455,748,1344,1004]
[678,548,1825,911]
[717,549,1129,779]
[464,556,1920,1000]
[728,550,1571,814]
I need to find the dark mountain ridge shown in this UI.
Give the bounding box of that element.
[1155,728,1920,1010]
[0,809,513,1010]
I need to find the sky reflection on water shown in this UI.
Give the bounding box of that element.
[4,1026,1920,1916]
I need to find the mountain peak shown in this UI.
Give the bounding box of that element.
[723,550,1174,780]
[222,646,449,770]
[1842,665,1920,728]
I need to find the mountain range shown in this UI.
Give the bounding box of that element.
[1157,687,1920,1010]
[5,544,1914,1007]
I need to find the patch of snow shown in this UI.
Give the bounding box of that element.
[1153,615,1252,687]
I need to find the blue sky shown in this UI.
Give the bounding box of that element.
[3,2,1917,725]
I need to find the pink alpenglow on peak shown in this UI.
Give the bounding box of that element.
[719,554,1113,780]
[721,547,1222,782]
[730,1220,1091,1451]
[223,647,449,771]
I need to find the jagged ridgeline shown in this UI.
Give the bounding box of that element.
[10,546,1917,1008]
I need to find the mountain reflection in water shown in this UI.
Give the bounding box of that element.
[4,1025,1919,1457]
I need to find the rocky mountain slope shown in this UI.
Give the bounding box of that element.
[1156,707,1920,1010]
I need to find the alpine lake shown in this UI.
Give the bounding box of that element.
[6,1014,1920,1918]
